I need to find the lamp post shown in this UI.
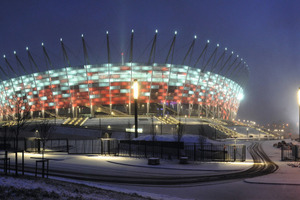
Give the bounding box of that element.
[246,128,249,139]
[233,127,237,145]
[298,88,300,141]
[133,79,139,138]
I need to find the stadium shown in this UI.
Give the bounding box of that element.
[0,30,248,122]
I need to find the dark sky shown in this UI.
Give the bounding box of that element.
[1,0,300,126]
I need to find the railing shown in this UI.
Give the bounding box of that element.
[118,140,246,162]
[0,137,246,162]
[281,145,299,161]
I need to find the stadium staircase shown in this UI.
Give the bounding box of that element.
[96,105,128,116]
[153,103,178,115]
[247,124,274,137]
[44,110,56,118]
[2,121,17,127]
[62,117,89,127]
[154,116,179,125]
[208,123,241,138]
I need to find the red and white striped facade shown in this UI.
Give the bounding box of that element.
[0,63,244,120]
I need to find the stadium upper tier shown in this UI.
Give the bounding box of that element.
[0,63,243,120]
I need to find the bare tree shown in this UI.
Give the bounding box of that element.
[8,98,31,151]
[36,118,56,159]
[0,125,10,151]
[7,97,31,175]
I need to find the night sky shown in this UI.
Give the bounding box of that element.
[1,0,300,127]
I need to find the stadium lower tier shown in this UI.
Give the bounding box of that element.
[0,63,244,120]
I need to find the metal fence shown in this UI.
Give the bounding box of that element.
[184,144,246,162]
[68,139,118,154]
[0,137,246,162]
[118,140,184,159]
[118,140,246,162]
[0,137,26,151]
[25,138,69,153]
[281,145,300,161]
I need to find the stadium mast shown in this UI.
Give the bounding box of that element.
[14,51,28,74]
[182,35,196,66]
[3,55,18,76]
[60,38,70,67]
[165,31,177,64]
[41,43,58,118]
[106,31,112,113]
[81,34,90,65]
[147,29,158,65]
[129,29,134,63]
[202,44,219,72]
[193,40,209,68]
[106,31,111,64]
[25,47,43,118]
[128,29,135,115]
[42,43,53,70]
[146,29,158,114]
[164,31,177,116]
[58,38,75,118]
[27,47,40,72]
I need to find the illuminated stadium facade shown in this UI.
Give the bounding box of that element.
[0,31,248,120]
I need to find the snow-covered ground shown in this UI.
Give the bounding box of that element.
[2,139,300,199]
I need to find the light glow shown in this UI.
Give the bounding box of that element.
[297,88,300,106]
[237,93,244,100]
[133,79,139,99]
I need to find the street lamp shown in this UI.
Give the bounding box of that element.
[133,79,139,138]
[246,128,249,139]
[35,129,39,138]
[233,127,237,145]
[298,88,300,141]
